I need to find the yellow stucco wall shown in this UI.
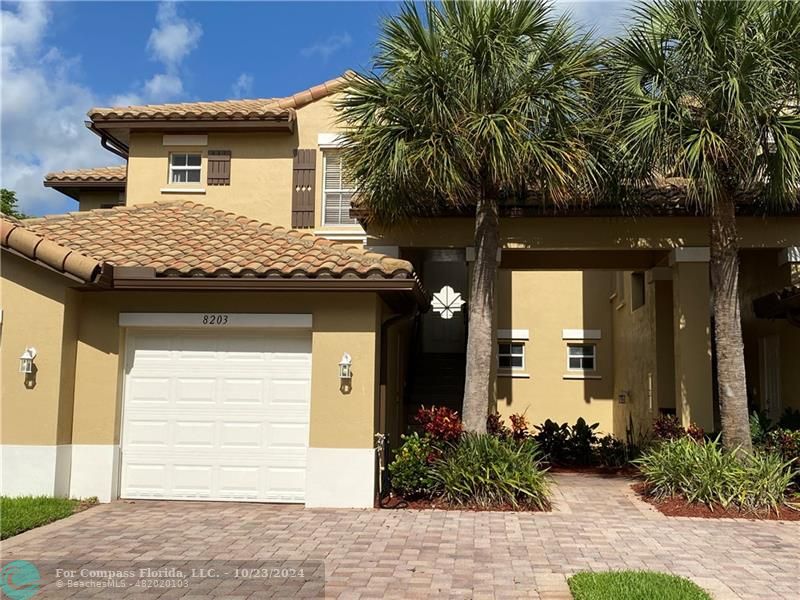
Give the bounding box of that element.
[77,190,125,211]
[125,97,346,230]
[609,271,662,439]
[1,266,383,450]
[70,291,381,449]
[0,252,78,445]
[495,270,617,434]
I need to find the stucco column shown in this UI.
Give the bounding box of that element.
[670,248,714,431]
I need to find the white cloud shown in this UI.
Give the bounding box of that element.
[0,2,119,215]
[0,1,203,215]
[0,1,48,53]
[147,1,202,69]
[231,73,254,98]
[301,33,352,62]
[553,1,635,37]
[144,73,184,101]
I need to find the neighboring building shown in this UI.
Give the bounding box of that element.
[2,74,799,507]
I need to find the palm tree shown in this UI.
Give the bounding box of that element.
[606,0,800,451]
[338,0,601,432]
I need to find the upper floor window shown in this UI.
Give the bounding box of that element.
[498,341,525,371]
[323,150,357,226]
[567,343,596,372]
[170,153,201,184]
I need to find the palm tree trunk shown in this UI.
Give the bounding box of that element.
[462,194,499,433]
[710,196,752,453]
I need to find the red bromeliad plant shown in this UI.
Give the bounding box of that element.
[509,413,531,441]
[415,406,463,444]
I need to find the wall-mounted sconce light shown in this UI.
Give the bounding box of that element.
[19,347,37,374]
[339,353,352,380]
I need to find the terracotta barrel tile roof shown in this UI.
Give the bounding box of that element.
[5,201,414,281]
[88,74,351,123]
[1,218,101,282]
[44,165,127,184]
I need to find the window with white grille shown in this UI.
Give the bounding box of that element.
[322,151,357,225]
[567,343,596,371]
[169,153,202,183]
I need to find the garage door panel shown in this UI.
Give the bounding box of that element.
[175,378,217,403]
[174,421,215,448]
[220,378,265,404]
[125,420,170,447]
[127,377,172,403]
[121,330,311,503]
[220,422,263,448]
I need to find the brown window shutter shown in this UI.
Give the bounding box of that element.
[207,150,232,185]
[292,149,316,228]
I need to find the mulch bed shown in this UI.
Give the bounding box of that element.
[632,482,800,521]
[379,494,550,512]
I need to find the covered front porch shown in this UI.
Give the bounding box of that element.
[369,215,800,441]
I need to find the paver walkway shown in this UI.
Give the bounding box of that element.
[1,473,798,599]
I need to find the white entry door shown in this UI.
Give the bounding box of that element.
[120,330,311,503]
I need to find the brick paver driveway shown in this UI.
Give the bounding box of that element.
[2,473,798,599]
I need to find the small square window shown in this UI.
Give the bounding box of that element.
[568,343,596,371]
[498,341,525,371]
[169,153,202,184]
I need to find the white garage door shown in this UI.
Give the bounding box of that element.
[120,330,311,502]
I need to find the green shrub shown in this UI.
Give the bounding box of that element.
[431,433,550,510]
[388,433,437,497]
[567,417,599,464]
[763,428,800,482]
[533,418,599,465]
[635,436,797,512]
[749,410,771,444]
[596,434,627,468]
[532,419,570,460]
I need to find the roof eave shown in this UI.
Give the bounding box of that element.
[110,266,428,308]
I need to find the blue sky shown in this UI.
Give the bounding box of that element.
[1,1,633,215]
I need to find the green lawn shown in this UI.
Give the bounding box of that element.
[1,496,94,540]
[568,571,712,600]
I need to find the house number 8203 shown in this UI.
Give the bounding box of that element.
[202,314,230,325]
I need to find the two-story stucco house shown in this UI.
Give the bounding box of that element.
[2,74,799,508]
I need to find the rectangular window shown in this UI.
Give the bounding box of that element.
[169,153,202,183]
[323,150,357,225]
[568,343,596,371]
[498,341,525,371]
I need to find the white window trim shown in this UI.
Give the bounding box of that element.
[322,150,357,226]
[566,342,597,373]
[168,152,203,185]
[160,187,206,194]
[562,329,601,340]
[497,329,529,341]
[317,133,346,148]
[313,228,366,244]
[498,339,526,375]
